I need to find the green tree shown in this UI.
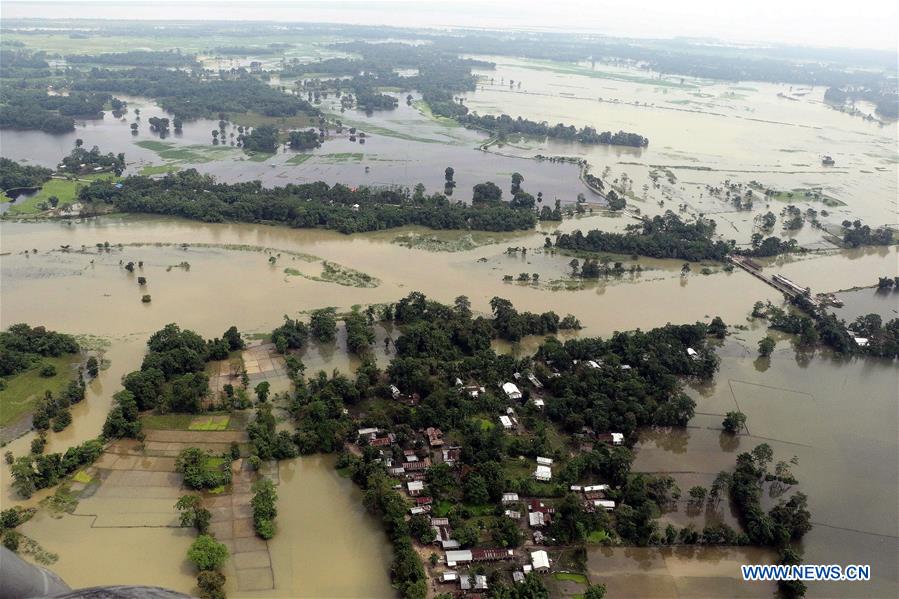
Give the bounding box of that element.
[187,535,229,571]
[758,336,775,357]
[309,308,338,342]
[254,381,270,402]
[86,356,99,378]
[722,411,747,434]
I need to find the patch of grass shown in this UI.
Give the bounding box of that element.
[188,415,230,431]
[72,470,93,484]
[554,572,589,584]
[135,140,239,163]
[586,529,610,544]
[7,176,115,215]
[316,152,364,163]
[473,417,495,431]
[232,111,318,129]
[0,354,81,427]
[433,500,453,517]
[140,413,195,430]
[139,164,181,176]
[286,153,314,165]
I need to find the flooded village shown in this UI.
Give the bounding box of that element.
[0,9,897,599]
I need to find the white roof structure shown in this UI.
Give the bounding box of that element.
[502,492,519,503]
[584,484,610,493]
[532,398,545,408]
[499,415,514,429]
[502,382,522,400]
[570,485,583,492]
[531,550,550,571]
[528,511,545,527]
[505,510,521,519]
[534,465,552,481]
[389,384,401,398]
[593,499,616,511]
[513,571,525,583]
[441,539,461,549]
[853,337,869,347]
[611,432,624,445]
[527,373,543,388]
[687,347,699,359]
[460,574,488,591]
[407,481,424,492]
[442,571,458,582]
[445,550,473,566]
[410,506,428,515]
[586,360,601,369]
[620,364,632,370]
[536,456,553,466]
[357,427,379,437]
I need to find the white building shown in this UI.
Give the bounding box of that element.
[499,415,514,430]
[586,360,601,369]
[445,550,472,567]
[528,511,545,527]
[536,456,553,466]
[502,382,522,400]
[502,492,519,504]
[853,337,869,347]
[584,484,610,493]
[532,398,545,409]
[687,347,699,360]
[593,499,616,511]
[611,432,624,446]
[531,550,550,572]
[407,481,424,495]
[389,384,401,399]
[534,465,552,481]
[441,571,458,583]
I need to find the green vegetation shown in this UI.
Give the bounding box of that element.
[187,534,229,571]
[138,164,182,176]
[134,140,239,163]
[556,211,733,262]
[78,169,538,234]
[0,354,81,427]
[175,447,232,490]
[251,478,278,539]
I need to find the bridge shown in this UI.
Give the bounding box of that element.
[728,255,820,307]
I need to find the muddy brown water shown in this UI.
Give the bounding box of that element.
[1,216,897,596]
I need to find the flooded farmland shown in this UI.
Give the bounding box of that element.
[1,215,897,595]
[1,14,897,598]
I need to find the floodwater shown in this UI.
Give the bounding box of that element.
[462,57,898,245]
[2,214,897,595]
[2,55,898,595]
[624,336,899,598]
[0,92,587,203]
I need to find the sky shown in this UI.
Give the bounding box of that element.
[2,0,898,51]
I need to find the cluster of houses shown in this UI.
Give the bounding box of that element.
[355,374,628,594]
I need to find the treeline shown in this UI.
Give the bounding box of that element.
[66,50,198,68]
[556,211,734,262]
[0,88,114,133]
[102,323,246,440]
[0,323,80,377]
[9,439,104,498]
[72,68,317,120]
[457,113,649,147]
[0,158,52,191]
[840,219,894,248]
[76,170,538,234]
[824,86,898,119]
[60,144,126,175]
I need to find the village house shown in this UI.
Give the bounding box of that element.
[442,446,462,466]
[536,456,553,466]
[389,384,402,400]
[532,398,545,409]
[526,373,543,388]
[501,492,519,504]
[534,464,552,481]
[596,432,624,446]
[499,415,514,430]
[502,382,522,400]
[407,480,424,496]
[687,347,699,360]
[460,573,488,591]
[531,550,550,572]
[425,427,444,447]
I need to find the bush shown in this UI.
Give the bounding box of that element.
[197,570,226,599]
[175,447,232,490]
[187,535,229,571]
[2,530,22,552]
[40,363,57,377]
